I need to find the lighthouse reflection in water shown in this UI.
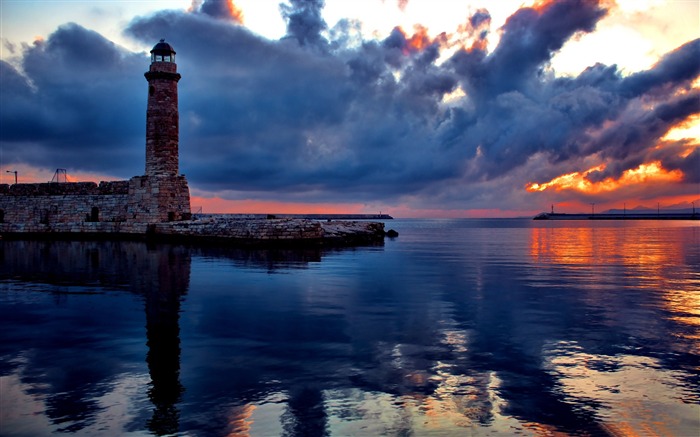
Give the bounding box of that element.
[1,219,699,436]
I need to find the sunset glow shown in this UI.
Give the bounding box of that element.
[663,113,700,143]
[404,25,433,53]
[526,161,684,195]
[189,196,369,215]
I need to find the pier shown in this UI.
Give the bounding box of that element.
[533,212,699,220]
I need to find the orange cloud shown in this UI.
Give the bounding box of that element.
[190,0,244,23]
[226,0,244,24]
[394,25,451,55]
[526,161,683,194]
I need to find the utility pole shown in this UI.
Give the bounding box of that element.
[590,203,595,216]
[6,170,17,184]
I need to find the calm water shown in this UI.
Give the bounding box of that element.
[1,219,699,436]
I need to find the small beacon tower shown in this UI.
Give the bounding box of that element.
[128,39,191,223]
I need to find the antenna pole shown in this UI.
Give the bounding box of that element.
[6,170,17,184]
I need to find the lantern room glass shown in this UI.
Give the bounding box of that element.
[151,53,175,63]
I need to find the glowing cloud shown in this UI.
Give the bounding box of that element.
[196,0,244,23]
[526,161,684,194]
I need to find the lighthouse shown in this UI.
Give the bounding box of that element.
[128,39,191,223]
[145,39,181,176]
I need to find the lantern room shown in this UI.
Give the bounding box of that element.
[150,39,176,63]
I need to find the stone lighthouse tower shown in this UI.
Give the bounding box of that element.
[145,39,180,176]
[128,39,191,223]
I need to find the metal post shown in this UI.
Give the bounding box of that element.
[6,170,17,184]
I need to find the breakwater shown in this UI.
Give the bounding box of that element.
[194,213,393,220]
[0,216,387,246]
[534,212,699,220]
[152,216,387,246]
[0,182,389,246]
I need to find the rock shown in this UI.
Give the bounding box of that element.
[386,229,399,238]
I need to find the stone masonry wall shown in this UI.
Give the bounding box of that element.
[0,175,192,229]
[145,62,180,176]
[128,175,191,223]
[156,217,324,241]
[0,221,148,235]
[0,181,129,196]
[149,217,385,245]
[0,181,130,226]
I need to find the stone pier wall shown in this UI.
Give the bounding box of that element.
[154,217,324,242]
[0,177,192,228]
[0,182,385,245]
[149,217,385,245]
[0,221,148,235]
[0,216,386,246]
[0,182,130,226]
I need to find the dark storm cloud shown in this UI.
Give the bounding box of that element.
[441,1,699,195]
[469,9,490,29]
[0,61,36,140]
[451,0,607,99]
[280,0,328,49]
[1,0,698,210]
[0,24,145,174]
[124,5,467,197]
[583,90,700,182]
[622,38,700,97]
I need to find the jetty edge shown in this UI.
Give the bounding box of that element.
[148,215,390,246]
[533,211,699,220]
[0,213,390,247]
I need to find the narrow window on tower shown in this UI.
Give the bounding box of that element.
[149,86,155,96]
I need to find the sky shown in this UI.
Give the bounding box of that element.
[0,0,698,217]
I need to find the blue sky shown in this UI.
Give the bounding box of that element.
[1,0,698,216]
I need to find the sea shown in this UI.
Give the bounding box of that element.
[1,218,698,436]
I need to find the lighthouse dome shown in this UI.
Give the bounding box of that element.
[150,39,176,63]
